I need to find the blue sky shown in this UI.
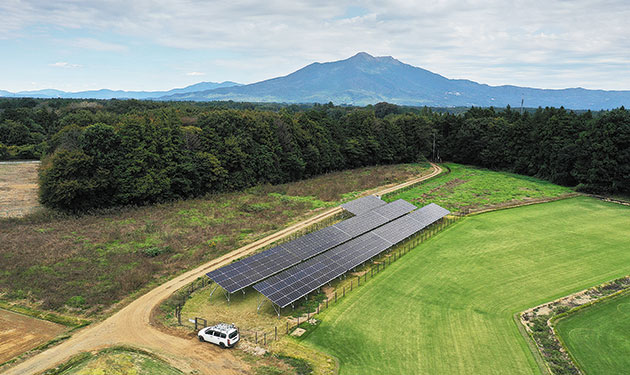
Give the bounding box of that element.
[1,0,629,92]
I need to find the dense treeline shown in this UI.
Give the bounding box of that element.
[436,106,629,194]
[0,98,627,211]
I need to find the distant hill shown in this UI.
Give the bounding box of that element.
[160,52,630,110]
[3,53,629,109]
[0,81,241,100]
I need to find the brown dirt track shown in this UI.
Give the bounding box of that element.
[1,163,442,375]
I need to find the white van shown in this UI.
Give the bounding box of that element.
[198,323,239,348]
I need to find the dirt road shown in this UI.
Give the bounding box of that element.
[2,163,442,375]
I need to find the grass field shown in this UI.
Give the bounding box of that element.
[0,163,429,315]
[302,197,630,374]
[48,347,182,375]
[555,292,630,374]
[388,163,573,213]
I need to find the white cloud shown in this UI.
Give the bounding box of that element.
[49,62,82,68]
[3,0,630,89]
[186,72,205,76]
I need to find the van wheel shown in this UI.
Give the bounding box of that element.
[219,342,225,349]
[198,336,204,342]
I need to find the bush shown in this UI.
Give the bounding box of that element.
[66,295,86,308]
[141,246,172,257]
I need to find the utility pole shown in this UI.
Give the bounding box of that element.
[520,94,524,115]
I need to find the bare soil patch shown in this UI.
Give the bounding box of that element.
[0,162,41,218]
[0,308,66,363]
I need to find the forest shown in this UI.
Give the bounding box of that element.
[0,98,627,212]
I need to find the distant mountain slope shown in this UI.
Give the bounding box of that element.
[161,53,629,110]
[0,81,241,100]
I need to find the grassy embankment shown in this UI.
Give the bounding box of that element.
[42,346,182,375]
[555,291,630,374]
[390,163,573,212]
[300,195,629,372]
[0,163,429,316]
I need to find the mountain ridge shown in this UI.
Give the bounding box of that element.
[159,53,629,110]
[2,53,628,110]
[0,81,241,100]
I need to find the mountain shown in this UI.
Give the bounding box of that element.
[0,81,241,100]
[160,52,630,110]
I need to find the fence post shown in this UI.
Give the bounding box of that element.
[326,298,329,308]
[176,305,181,325]
[317,304,320,314]
[357,276,360,286]
[297,317,300,326]
[256,332,258,344]
[343,287,345,297]
[286,321,289,334]
[351,281,353,291]
[364,273,367,283]
[275,326,277,341]
[264,333,267,346]
[335,291,337,302]
[194,317,198,331]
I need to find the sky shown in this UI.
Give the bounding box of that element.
[1,0,629,92]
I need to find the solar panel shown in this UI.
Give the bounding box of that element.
[280,226,351,260]
[333,211,390,238]
[206,245,301,293]
[340,195,386,216]
[254,203,449,308]
[372,215,425,244]
[371,199,417,220]
[407,203,450,227]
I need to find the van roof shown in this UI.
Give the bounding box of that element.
[210,323,237,333]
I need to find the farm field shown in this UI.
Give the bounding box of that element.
[302,197,630,374]
[0,309,66,364]
[0,163,430,315]
[389,163,573,213]
[0,161,41,218]
[555,292,630,374]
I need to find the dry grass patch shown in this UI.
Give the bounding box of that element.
[0,162,42,218]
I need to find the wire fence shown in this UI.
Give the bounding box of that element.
[176,215,461,346]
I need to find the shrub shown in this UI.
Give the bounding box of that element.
[141,246,172,257]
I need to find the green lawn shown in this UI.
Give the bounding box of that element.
[302,197,630,374]
[555,292,630,374]
[388,163,573,213]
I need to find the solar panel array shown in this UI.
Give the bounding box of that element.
[254,203,450,308]
[340,195,386,216]
[206,199,416,293]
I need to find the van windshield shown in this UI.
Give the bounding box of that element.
[229,331,238,339]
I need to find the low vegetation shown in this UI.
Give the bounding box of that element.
[42,346,182,375]
[555,290,630,374]
[303,197,630,374]
[388,163,573,213]
[0,163,429,315]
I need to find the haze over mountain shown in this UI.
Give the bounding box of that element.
[0,81,241,100]
[161,53,629,110]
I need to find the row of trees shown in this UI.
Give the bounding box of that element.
[37,106,433,211]
[0,98,627,211]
